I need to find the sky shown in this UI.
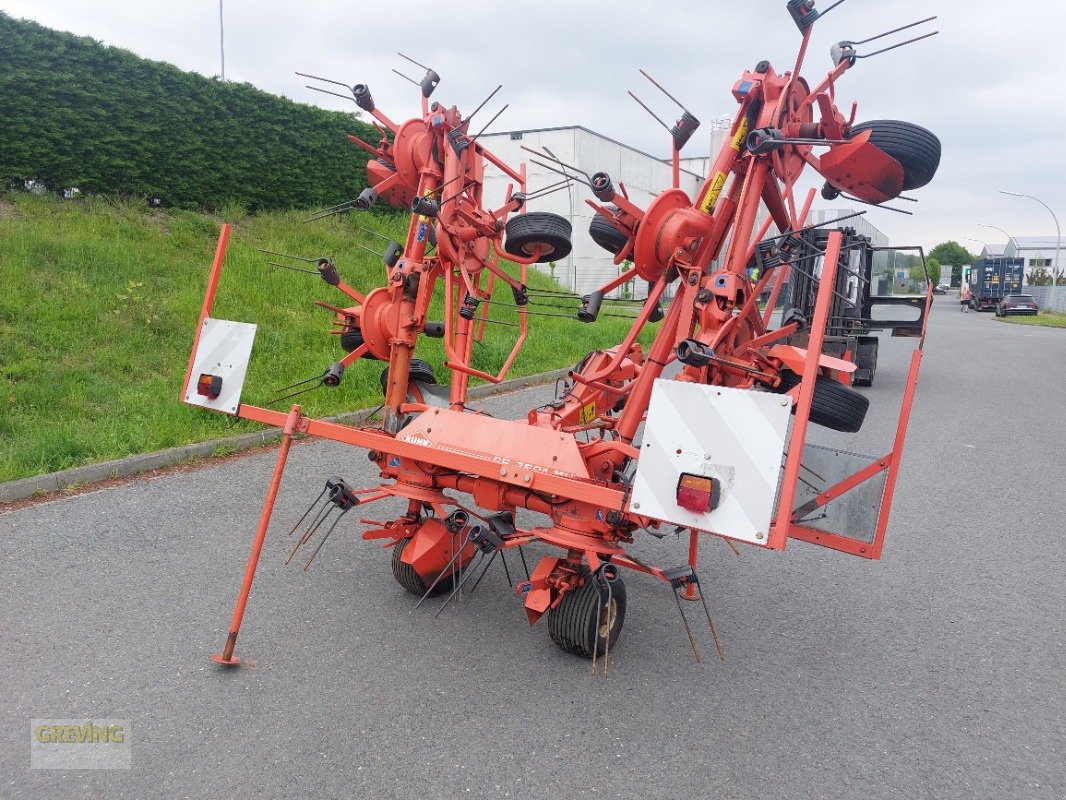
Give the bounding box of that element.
[4,0,1064,256]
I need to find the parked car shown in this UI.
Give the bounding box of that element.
[933,284,948,294]
[995,294,1039,316]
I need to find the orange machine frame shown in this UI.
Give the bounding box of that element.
[185,3,938,666]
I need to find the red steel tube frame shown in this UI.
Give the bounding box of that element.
[441,263,528,386]
[181,223,230,400]
[211,404,302,665]
[787,287,933,558]
[768,229,844,549]
[237,403,627,511]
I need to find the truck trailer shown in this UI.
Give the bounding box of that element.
[968,257,1023,311]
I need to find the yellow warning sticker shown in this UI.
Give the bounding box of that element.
[578,402,596,424]
[699,118,749,213]
[418,189,434,223]
[700,172,727,213]
[731,117,750,151]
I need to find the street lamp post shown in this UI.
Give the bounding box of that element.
[976,223,1020,256]
[999,190,1060,311]
[219,0,226,81]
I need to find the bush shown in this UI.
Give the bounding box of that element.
[0,12,378,211]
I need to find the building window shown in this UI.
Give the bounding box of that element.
[1029,258,1051,267]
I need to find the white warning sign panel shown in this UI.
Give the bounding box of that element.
[629,380,790,546]
[184,318,257,415]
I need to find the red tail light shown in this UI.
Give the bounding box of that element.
[676,473,721,513]
[197,373,223,399]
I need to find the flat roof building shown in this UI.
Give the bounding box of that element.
[1003,237,1061,271]
[480,125,889,297]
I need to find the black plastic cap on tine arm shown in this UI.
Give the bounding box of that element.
[671,111,700,150]
[353,83,374,112]
[578,290,604,323]
[421,69,440,98]
[317,259,340,286]
[590,172,615,202]
[787,0,819,32]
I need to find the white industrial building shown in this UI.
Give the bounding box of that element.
[976,239,1061,269]
[974,237,1061,286]
[976,243,1007,258]
[479,125,889,297]
[479,126,702,298]
[1003,237,1062,274]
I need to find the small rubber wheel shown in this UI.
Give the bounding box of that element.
[340,325,380,360]
[547,566,626,659]
[588,209,628,255]
[390,537,452,597]
[379,358,437,394]
[340,327,365,353]
[503,212,573,263]
[773,369,870,433]
[851,120,941,191]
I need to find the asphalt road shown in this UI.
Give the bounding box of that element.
[3,297,1063,799]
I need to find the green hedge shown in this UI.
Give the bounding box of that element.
[0,12,376,210]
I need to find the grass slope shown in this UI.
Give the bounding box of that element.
[992,308,1066,328]
[0,195,649,482]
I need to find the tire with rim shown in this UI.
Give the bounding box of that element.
[547,566,626,658]
[503,212,573,263]
[379,358,437,394]
[850,120,941,191]
[588,209,628,255]
[773,369,870,433]
[390,537,453,597]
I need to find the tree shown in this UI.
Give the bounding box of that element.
[1027,268,1052,286]
[927,257,942,286]
[929,241,975,286]
[1027,266,1066,286]
[909,256,940,286]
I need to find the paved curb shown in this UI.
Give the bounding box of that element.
[0,368,569,505]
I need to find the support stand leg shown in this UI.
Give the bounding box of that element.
[212,405,302,667]
[684,530,699,600]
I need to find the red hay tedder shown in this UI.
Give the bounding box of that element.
[183,1,942,669]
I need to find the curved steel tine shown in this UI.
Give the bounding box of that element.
[302,507,351,571]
